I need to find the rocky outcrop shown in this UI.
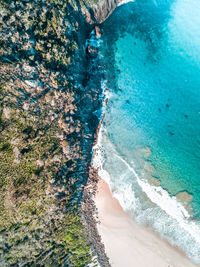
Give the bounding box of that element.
[82,0,128,24]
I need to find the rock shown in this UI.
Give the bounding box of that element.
[36,160,44,166]
[3,107,10,119]
[82,0,125,24]
[25,80,38,88]
[13,147,21,164]
[95,26,101,38]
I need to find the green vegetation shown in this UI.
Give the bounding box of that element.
[0,0,96,265]
[0,97,93,265]
[63,215,92,267]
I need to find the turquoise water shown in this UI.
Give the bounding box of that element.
[98,0,200,262]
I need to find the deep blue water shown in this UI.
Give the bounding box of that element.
[99,0,200,262]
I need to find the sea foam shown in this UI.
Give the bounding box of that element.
[92,123,200,263]
[92,1,200,260]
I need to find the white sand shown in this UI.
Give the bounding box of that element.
[94,179,198,267]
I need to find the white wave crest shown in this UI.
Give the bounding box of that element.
[92,124,200,263]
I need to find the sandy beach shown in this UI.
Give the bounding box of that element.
[94,178,198,267]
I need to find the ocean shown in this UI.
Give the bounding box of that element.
[95,0,200,263]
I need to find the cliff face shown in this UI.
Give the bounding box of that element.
[82,0,124,24]
[0,0,122,265]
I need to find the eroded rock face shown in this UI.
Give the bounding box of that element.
[82,0,126,24]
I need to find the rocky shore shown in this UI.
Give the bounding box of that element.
[81,107,111,267]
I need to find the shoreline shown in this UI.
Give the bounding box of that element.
[80,27,111,266]
[94,178,198,267]
[82,9,199,267]
[86,16,200,267]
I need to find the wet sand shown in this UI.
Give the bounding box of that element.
[94,178,198,267]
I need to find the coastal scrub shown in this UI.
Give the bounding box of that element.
[0,0,100,265]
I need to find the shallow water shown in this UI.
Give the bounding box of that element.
[98,0,200,263]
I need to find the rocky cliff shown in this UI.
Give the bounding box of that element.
[82,0,126,24]
[0,0,122,266]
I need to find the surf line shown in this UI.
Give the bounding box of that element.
[113,151,200,244]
